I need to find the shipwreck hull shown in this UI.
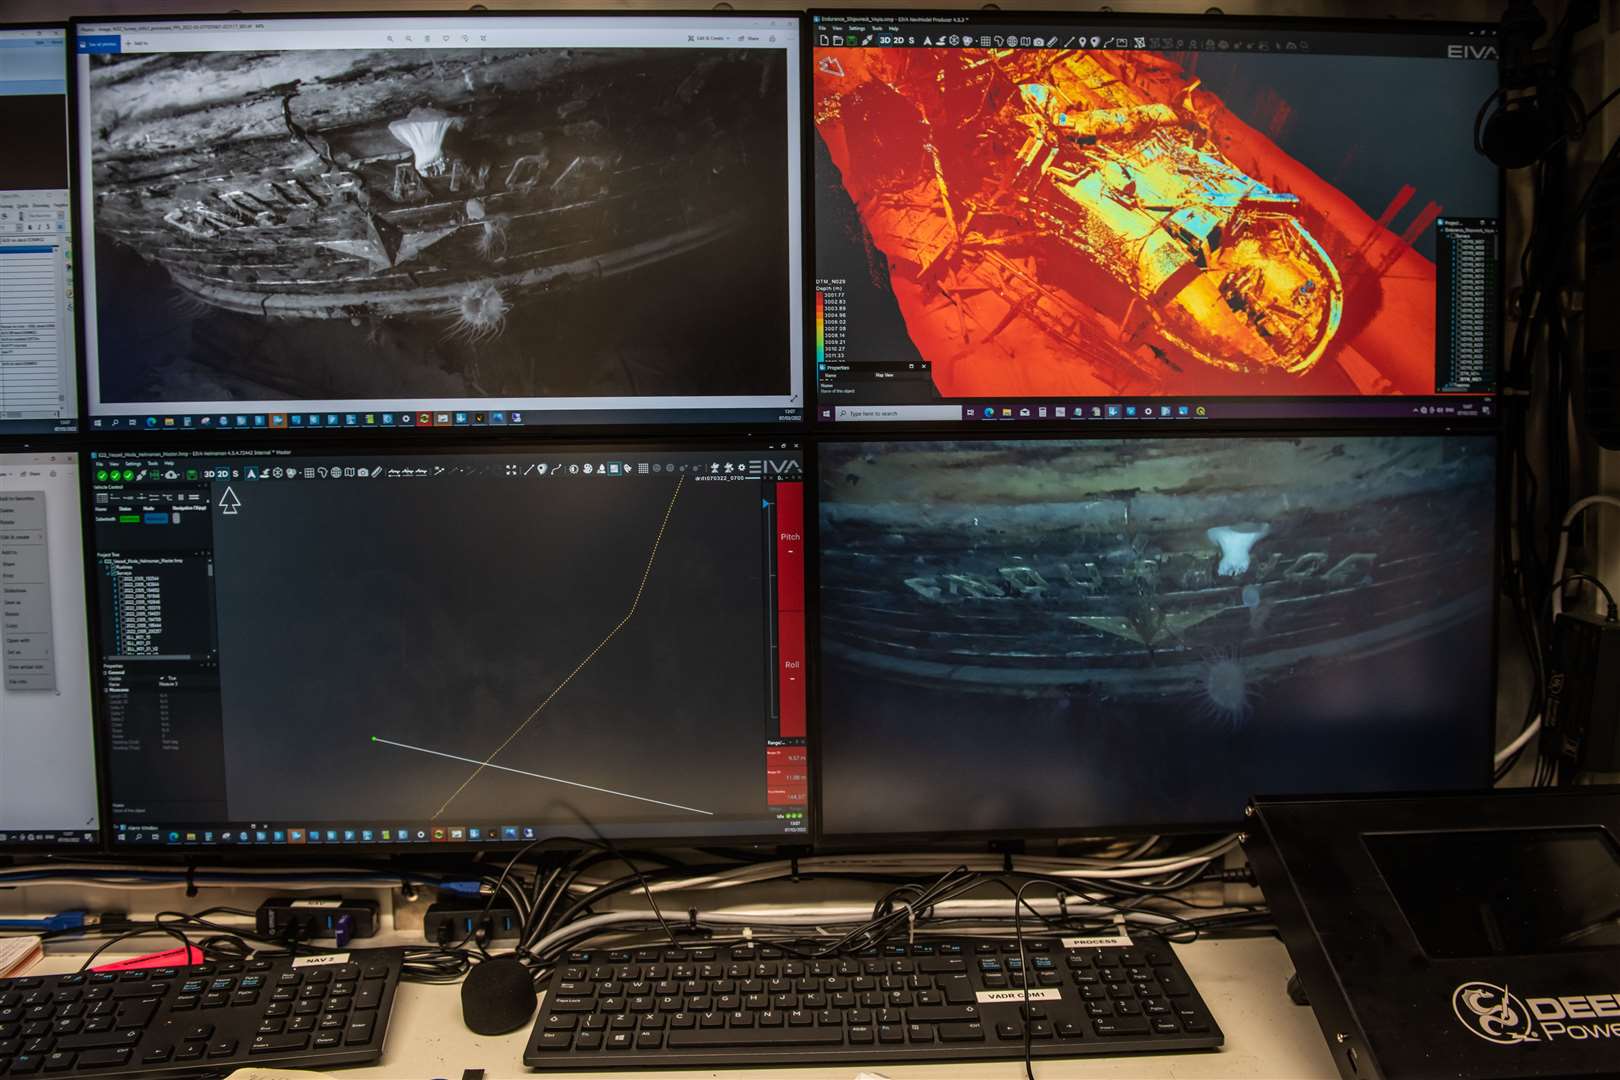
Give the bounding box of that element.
[90,47,780,320]
[815,46,1349,388]
[819,437,1494,702]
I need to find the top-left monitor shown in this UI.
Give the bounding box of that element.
[72,14,805,434]
[0,25,77,435]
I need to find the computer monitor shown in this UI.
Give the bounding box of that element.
[810,13,1500,427]
[0,25,78,435]
[89,440,807,849]
[71,13,805,433]
[0,451,99,848]
[815,434,1497,838]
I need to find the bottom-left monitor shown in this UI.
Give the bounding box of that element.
[0,450,99,848]
[87,440,808,850]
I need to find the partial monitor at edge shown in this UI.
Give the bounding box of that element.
[73,14,805,434]
[0,25,77,435]
[0,451,98,849]
[816,435,1498,838]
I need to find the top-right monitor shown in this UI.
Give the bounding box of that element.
[811,14,1501,427]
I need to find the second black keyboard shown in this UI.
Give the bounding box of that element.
[524,936,1221,1069]
[0,946,402,1077]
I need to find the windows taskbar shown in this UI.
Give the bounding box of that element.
[817,397,1496,423]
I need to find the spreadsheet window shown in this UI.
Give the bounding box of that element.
[0,192,74,426]
[0,26,76,432]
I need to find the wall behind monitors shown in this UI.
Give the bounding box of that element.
[0,451,98,848]
[72,14,805,433]
[815,435,1497,839]
[0,25,78,434]
[88,441,807,849]
[811,13,1501,428]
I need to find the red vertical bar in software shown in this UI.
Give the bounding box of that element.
[775,482,805,739]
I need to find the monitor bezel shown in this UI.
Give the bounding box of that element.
[80,433,811,855]
[65,9,813,439]
[807,426,1503,846]
[803,9,1506,437]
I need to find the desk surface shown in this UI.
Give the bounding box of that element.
[40,936,1338,1079]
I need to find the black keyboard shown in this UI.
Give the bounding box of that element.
[0,947,402,1077]
[524,937,1221,1069]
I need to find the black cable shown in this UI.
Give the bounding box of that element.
[1588,85,1620,122]
[1549,572,1619,619]
[75,925,195,973]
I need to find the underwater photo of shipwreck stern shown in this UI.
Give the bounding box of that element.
[813,45,1490,400]
[817,436,1498,833]
[85,46,792,404]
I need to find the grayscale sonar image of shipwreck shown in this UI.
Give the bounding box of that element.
[819,437,1495,722]
[86,46,790,401]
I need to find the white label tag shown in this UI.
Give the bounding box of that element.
[1062,929,1133,949]
[976,988,1061,1004]
[291,953,350,968]
[288,900,342,909]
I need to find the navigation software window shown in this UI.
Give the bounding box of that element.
[0,452,99,848]
[0,27,77,434]
[811,14,1500,427]
[75,15,805,432]
[90,443,808,847]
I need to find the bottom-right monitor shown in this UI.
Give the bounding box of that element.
[815,434,1497,838]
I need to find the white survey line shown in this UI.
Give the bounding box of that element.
[370,736,715,816]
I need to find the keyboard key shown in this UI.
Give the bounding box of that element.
[344,1017,374,1045]
[1095,1017,1151,1036]
[908,1005,979,1024]
[635,1030,663,1049]
[40,1051,74,1072]
[250,1033,310,1054]
[140,1045,172,1063]
[667,1026,844,1048]
[208,1039,238,1057]
[312,1032,341,1050]
[1057,1020,1086,1038]
[53,1029,140,1052]
[546,996,593,1013]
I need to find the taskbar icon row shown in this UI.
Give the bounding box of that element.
[116,824,542,846]
[91,409,530,433]
[0,829,99,846]
[818,397,1495,424]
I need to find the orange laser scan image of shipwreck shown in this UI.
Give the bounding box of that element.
[813,46,1463,399]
